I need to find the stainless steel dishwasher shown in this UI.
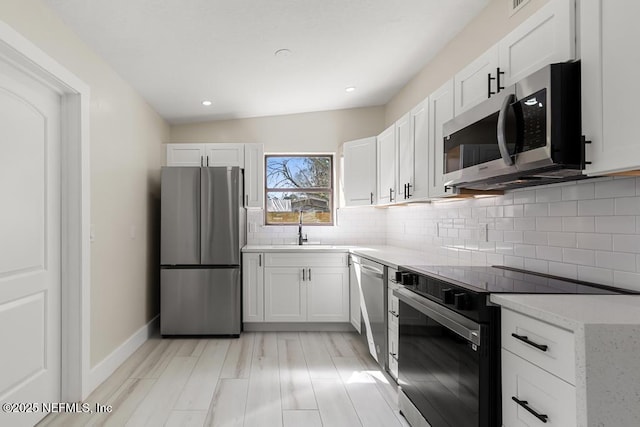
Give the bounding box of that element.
[350,254,386,369]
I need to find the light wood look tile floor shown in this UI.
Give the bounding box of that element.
[38,332,410,427]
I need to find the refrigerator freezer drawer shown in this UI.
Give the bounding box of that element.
[161,268,241,335]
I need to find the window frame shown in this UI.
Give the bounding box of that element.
[264,154,335,226]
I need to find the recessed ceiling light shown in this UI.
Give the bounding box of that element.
[201,100,212,106]
[345,86,356,93]
[274,48,291,58]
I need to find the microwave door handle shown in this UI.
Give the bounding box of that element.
[497,93,515,166]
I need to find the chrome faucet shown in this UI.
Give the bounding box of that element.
[298,210,308,245]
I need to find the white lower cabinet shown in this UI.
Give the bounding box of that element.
[242,253,264,322]
[501,308,576,426]
[349,258,361,332]
[258,252,349,323]
[502,350,576,427]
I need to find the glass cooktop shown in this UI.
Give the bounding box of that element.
[398,264,635,295]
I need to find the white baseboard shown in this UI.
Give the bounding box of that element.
[87,315,159,394]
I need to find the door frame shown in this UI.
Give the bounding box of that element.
[0,20,91,401]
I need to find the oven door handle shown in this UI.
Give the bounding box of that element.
[394,287,481,347]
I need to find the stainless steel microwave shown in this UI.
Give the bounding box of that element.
[443,61,584,191]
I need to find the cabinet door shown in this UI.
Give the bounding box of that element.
[388,324,398,380]
[166,143,206,167]
[264,267,306,322]
[454,46,499,114]
[377,124,397,204]
[427,79,456,198]
[410,99,429,199]
[343,137,377,206]
[502,350,576,427]
[396,112,413,201]
[204,143,245,167]
[244,143,264,208]
[499,0,575,87]
[582,0,640,175]
[349,262,361,332]
[307,267,349,322]
[242,253,264,322]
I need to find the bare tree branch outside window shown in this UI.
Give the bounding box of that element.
[265,155,333,225]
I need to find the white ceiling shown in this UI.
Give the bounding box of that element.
[44,0,489,124]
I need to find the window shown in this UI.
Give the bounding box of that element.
[265,155,333,225]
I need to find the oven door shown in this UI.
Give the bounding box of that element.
[394,287,496,427]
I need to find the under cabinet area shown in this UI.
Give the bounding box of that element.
[242,251,350,324]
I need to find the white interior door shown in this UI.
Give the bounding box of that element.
[0,56,61,426]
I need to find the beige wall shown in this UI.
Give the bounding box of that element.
[0,0,170,366]
[385,0,551,124]
[170,106,385,154]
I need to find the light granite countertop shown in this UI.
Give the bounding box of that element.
[242,244,426,269]
[491,293,640,426]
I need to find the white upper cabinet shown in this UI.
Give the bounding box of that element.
[244,143,264,208]
[377,124,397,204]
[454,0,575,114]
[167,143,245,167]
[499,0,575,86]
[396,112,413,201]
[455,46,500,115]
[166,143,206,166]
[204,143,245,167]
[410,99,429,200]
[427,79,456,198]
[343,137,377,206]
[581,0,640,175]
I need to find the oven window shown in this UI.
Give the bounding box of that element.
[398,300,480,427]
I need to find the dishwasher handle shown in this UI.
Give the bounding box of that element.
[360,264,384,279]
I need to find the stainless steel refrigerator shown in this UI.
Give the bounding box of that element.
[160,166,245,336]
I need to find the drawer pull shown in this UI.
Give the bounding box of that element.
[389,352,398,361]
[511,396,548,423]
[511,333,548,352]
[389,310,399,318]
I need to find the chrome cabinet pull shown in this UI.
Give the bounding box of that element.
[308,268,311,281]
[511,397,548,423]
[511,333,548,352]
[258,254,261,267]
[370,192,374,204]
[389,188,395,202]
[302,268,306,282]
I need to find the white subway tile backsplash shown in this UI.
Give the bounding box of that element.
[524,258,548,274]
[595,177,636,199]
[613,235,640,253]
[503,231,523,243]
[523,231,548,245]
[535,245,563,261]
[504,256,524,268]
[495,218,514,230]
[513,190,536,205]
[514,244,536,258]
[595,216,636,234]
[504,204,523,217]
[613,271,640,291]
[514,217,536,231]
[535,217,562,232]
[524,203,548,217]
[615,197,640,215]
[548,201,577,217]
[577,233,612,251]
[545,232,576,248]
[563,248,595,266]
[562,182,594,201]
[596,251,637,272]
[563,217,595,233]
[536,187,562,203]
[578,199,614,216]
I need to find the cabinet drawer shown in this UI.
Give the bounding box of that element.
[388,326,399,380]
[502,349,576,427]
[264,252,348,267]
[388,289,399,327]
[502,309,575,384]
